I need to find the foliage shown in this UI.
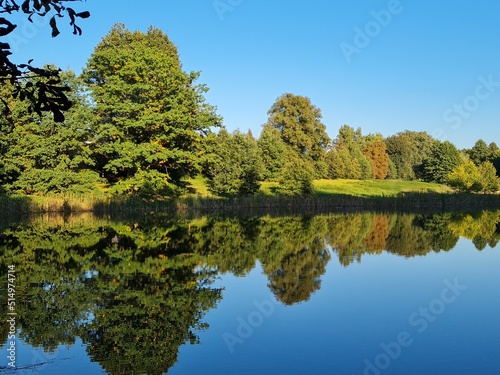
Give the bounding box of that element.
[385,131,435,180]
[447,161,500,193]
[265,93,330,176]
[257,125,286,181]
[0,0,90,121]
[466,139,490,165]
[276,152,315,196]
[0,70,104,195]
[83,24,221,189]
[422,141,462,184]
[362,137,389,179]
[203,129,264,196]
[327,125,374,179]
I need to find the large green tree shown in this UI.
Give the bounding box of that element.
[83,24,221,194]
[265,93,330,177]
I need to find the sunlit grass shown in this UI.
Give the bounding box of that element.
[313,179,452,197]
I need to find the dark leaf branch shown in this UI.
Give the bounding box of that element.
[0,0,89,121]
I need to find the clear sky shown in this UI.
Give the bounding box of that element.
[6,0,500,149]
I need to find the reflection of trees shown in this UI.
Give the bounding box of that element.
[0,217,222,375]
[82,256,221,375]
[0,210,499,373]
[267,240,331,305]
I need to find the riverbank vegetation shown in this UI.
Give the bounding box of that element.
[1,24,500,213]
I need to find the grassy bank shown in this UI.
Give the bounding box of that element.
[0,179,498,216]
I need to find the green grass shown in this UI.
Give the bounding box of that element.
[260,179,452,197]
[313,179,452,197]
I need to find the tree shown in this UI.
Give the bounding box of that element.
[422,141,461,184]
[265,93,330,177]
[362,136,389,179]
[276,151,315,196]
[257,125,286,181]
[1,1,90,121]
[203,129,264,196]
[327,125,373,179]
[83,24,221,194]
[447,161,500,192]
[385,131,435,180]
[0,70,102,194]
[467,139,490,165]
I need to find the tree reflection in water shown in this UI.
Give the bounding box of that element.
[0,210,498,374]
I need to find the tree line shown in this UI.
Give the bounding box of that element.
[1,23,499,198]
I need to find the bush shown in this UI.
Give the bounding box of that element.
[276,155,315,196]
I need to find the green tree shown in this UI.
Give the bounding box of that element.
[0,71,102,195]
[83,24,221,194]
[276,151,315,196]
[257,125,287,181]
[203,129,264,196]
[385,131,435,180]
[447,161,499,192]
[327,125,373,179]
[422,141,462,184]
[265,93,330,177]
[467,139,490,165]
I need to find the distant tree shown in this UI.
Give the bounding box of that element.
[478,161,500,192]
[422,141,462,184]
[276,152,315,196]
[467,139,490,165]
[257,125,286,181]
[447,160,499,192]
[83,24,221,194]
[0,1,90,121]
[385,131,435,180]
[362,137,389,179]
[203,129,264,196]
[265,93,330,177]
[327,125,373,179]
[326,147,362,179]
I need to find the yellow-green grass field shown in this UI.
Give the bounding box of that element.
[257,179,452,197]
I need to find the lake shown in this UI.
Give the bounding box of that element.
[0,210,499,375]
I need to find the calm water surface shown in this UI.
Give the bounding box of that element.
[0,211,499,375]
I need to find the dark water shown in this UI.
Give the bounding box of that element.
[0,211,499,375]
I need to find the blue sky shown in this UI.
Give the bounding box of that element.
[6,0,500,148]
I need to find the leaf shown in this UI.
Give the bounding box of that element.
[49,16,60,37]
[76,11,91,19]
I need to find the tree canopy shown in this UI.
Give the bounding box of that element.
[83,24,221,193]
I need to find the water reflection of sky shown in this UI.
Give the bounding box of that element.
[170,241,500,375]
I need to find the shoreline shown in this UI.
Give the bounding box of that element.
[1,192,500,217]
